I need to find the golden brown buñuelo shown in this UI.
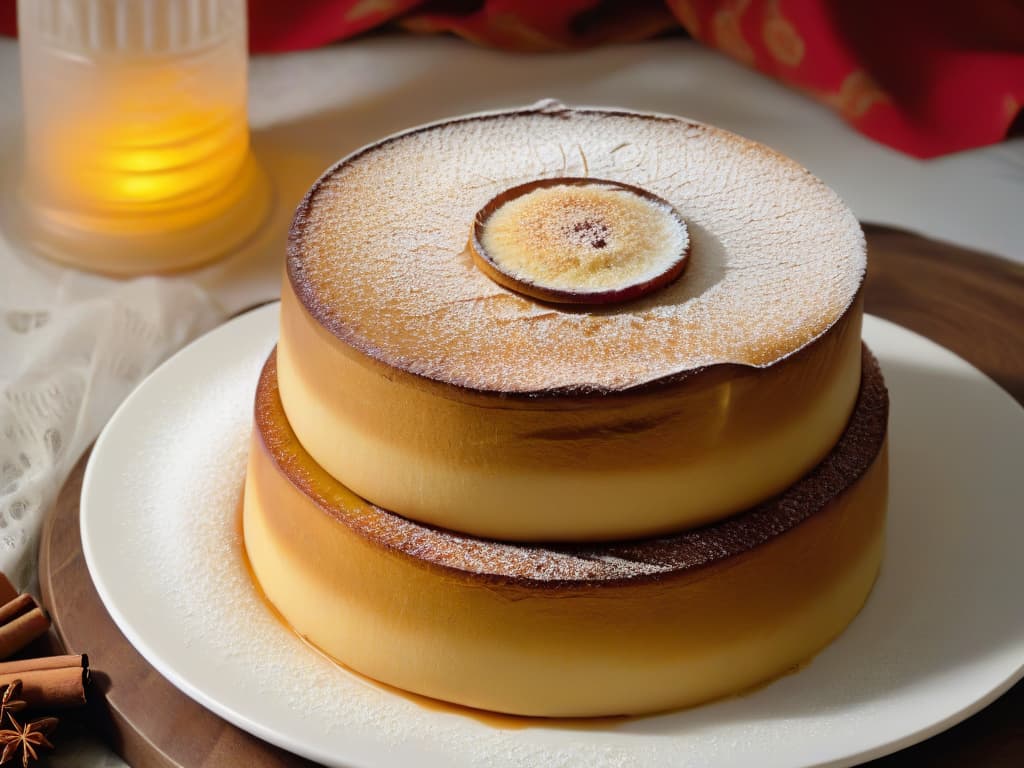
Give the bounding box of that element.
[244,347,889,718]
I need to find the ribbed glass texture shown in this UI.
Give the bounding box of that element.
[17,0,268,274]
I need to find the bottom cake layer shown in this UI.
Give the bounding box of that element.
[243,347,889,717]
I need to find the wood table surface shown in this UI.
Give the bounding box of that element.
[38,223,1024,767]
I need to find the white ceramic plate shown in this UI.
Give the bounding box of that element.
[81,305,1024,768]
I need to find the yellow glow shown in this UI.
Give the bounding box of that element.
[17,0,268,274]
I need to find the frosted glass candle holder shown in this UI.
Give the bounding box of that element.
[17,0,270,275]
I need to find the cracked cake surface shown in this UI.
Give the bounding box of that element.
[288,103,865,394]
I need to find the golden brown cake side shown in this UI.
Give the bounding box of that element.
[278,280,863,540]
[244,348,889,717]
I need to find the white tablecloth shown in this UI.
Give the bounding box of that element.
[0,34,1021,768]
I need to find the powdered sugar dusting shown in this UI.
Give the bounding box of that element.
[289,104,865,393]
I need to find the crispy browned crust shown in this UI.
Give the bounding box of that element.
[254,345,888,588]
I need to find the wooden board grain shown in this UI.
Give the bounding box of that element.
[38,224,1024,768]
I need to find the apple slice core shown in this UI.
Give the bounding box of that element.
[470,177,690,305]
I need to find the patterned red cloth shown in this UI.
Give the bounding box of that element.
[2,1,1021,158]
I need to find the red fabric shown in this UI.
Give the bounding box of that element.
[666,0,1024,157]
[1,1,1021,158]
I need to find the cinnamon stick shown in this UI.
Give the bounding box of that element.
[0,605,50,660]
[0,573,17,605]
[0,655,86,676]
[0,667,87,709]
[0,594,35,626]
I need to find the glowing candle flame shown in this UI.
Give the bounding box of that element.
[18,0,268,274]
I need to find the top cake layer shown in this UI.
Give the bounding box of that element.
[288,101,865,395]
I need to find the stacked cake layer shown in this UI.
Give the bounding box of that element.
[246,349,887,716]
[277,103,869,542]
[243,103,889,717]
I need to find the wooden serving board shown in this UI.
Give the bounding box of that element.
[38,224,1024,768]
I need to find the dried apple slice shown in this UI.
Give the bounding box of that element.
[470,177,690,305]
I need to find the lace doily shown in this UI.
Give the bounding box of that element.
[0,275,223,590]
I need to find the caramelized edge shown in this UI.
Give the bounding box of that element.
[469,177,690,306]
[254,344,888,589]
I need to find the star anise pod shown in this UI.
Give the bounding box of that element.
[0,683,25,725]
[0,714,57,767]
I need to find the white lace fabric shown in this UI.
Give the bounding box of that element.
[0,276,223,590]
